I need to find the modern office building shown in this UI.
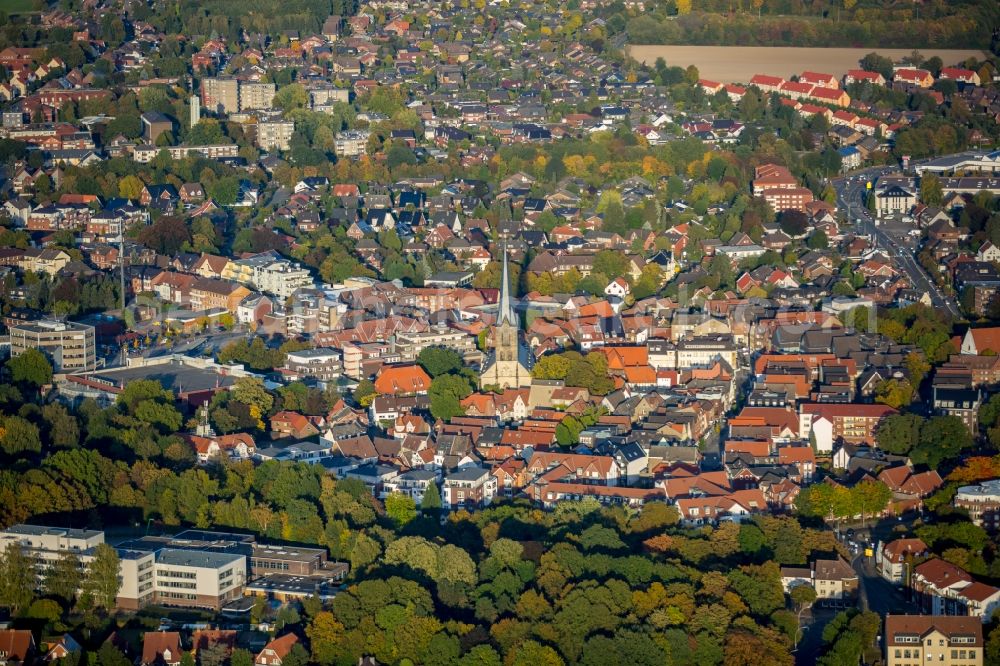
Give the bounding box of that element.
[0,524,103,584]
[8,318,97,372]
[1,525,346,611]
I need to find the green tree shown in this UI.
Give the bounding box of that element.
[876,413,923,455]
[306,611,345,664]
[385,492,418,526]
[912,415,973,467]
[920,174,943,206]
[428,374,473,421]
[0,543,35,613]
[807,230,829,249]
[354,379,377,408]
[83,543,120,609]
[790,584,817,608]
[97,643,131,666]
[41,403,80,448]
[1,415,42,455]
[850,479,892,527]
[421,482,442,512]
[7,349,53,386]
[207,176,239,206]
[118,174,145,200]
[273,84,309,112]
[418,347,464,377]
[874,378,915,409]
[230,377,274,415]
[42,551,82,603]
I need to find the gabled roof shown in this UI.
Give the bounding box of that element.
[373,364,432,395]
[0,630,34,662]
[257,633,299,662]
[914,557,973,590]
[881,537,928,563]
[141,632,182,666]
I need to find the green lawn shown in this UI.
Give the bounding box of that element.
[0,0,40,15]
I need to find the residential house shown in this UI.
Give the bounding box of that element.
[884,615,982,666]
[141,633,182,666]
[270,411,320,440]
[877,538,930,585]
[255,634,299,666]
[442,467,497,510]
[0,631,35,666]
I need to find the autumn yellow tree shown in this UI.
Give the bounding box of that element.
[676,0,692,15]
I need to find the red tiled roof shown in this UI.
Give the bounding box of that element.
[885,615,982,647]
[257,634,299,663]
[374,364,432,395]
[142,632,182,666]
[881,538,928,563]
[914,557,973,589]
[750,74,784,87]
[0,631,34,662]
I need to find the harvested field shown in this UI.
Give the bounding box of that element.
[627,45,988,83]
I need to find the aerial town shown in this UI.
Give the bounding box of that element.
[0,0,999,664]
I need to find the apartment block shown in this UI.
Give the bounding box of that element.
[442,467,497,510]
[752,164,814,212]
[309,86,350,112]
[954,480,1000,530]
[884,615,982,666]
[282,348,343,382]
[393,328,477,361]
[201,77,239,115]
[0,526,358,612]
[335,130,370,157]
[257,121,294,151]
[132,143,240,163]
[256,263,314,299]
[189,278,252,313]
[932,384,982,434]
[238,81,276,111]
[9,318,96,372]
[799,403,895,453]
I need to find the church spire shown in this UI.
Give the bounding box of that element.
[497,242,517,327]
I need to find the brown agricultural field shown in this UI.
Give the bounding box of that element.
[627,45,988,83]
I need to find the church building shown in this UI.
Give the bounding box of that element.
[479,245,532,389]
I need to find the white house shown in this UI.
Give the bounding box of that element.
[804,414,834,454]
[977,241,1000,263]
[604,277,630,299]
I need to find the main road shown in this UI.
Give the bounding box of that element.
[831,166,962,319]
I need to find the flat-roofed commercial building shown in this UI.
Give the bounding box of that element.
[9,318,96,372]
[151,549,246,611]
[0,524,103,583]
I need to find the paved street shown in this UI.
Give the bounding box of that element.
[832,167,962,319]
[853,553,913,617]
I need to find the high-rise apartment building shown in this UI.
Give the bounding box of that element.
[238,81,276,111]
[200,77,239,115]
